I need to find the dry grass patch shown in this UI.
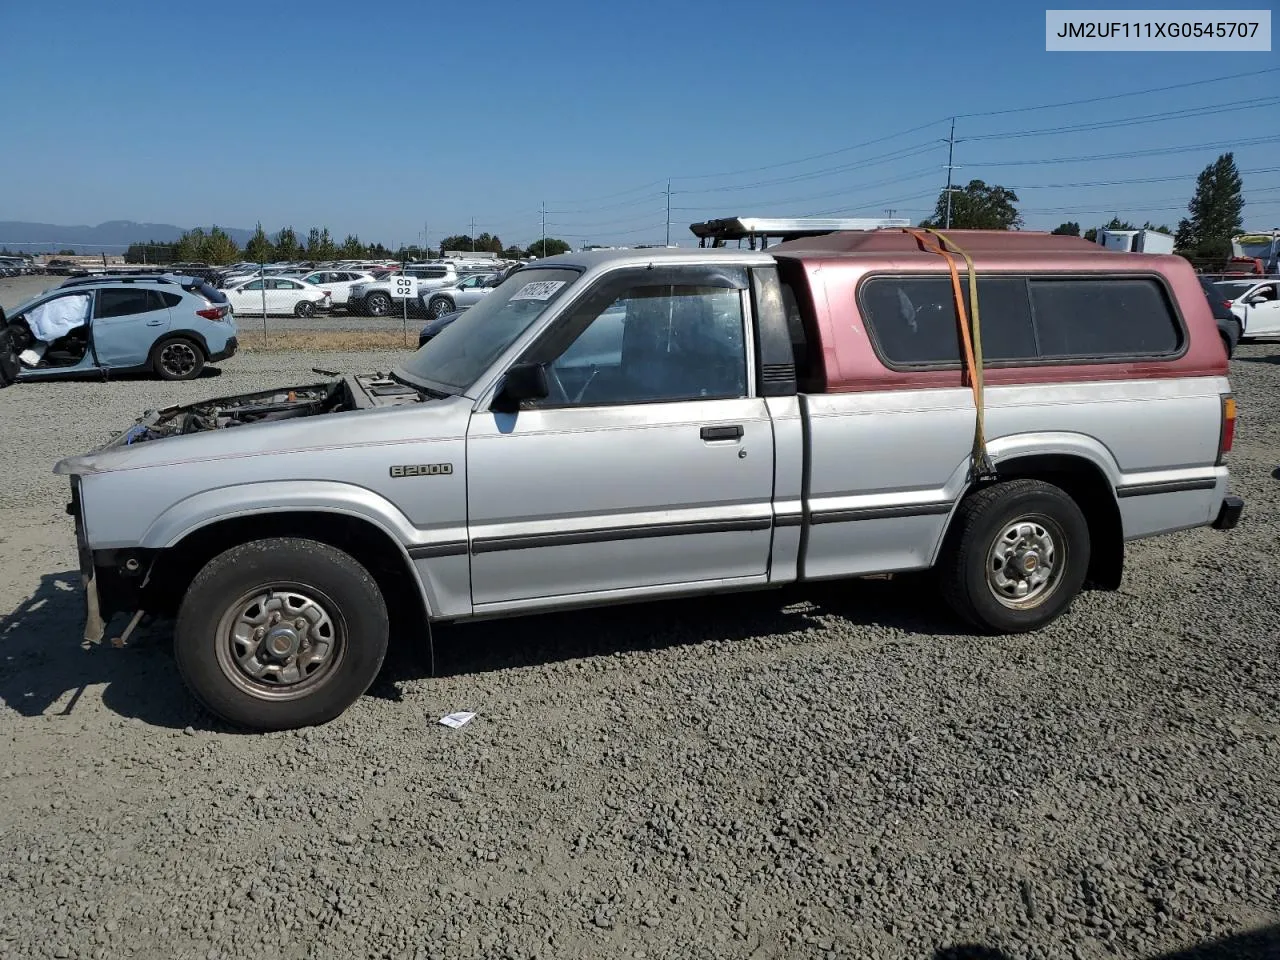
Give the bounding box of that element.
[238,330,416,352]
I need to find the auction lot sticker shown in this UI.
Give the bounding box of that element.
[1046,9,1271,50]
[511,280,567,301]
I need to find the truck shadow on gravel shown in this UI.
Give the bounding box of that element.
[373,574,960,695]
[934,922,1280,959]
[0,570,199,729]
[1,568,959,729]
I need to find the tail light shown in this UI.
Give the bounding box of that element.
[196,304,228,321]
[1217,393,1236,464]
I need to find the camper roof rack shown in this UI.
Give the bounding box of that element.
[689,216,912,248]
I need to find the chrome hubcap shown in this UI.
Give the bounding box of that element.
[215,587,344,700]
[160,342,197,376]
[987,517,1063,608]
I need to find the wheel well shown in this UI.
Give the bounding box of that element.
[142,512,429,642]
[153,331,209,359]
[984,454,1124,590]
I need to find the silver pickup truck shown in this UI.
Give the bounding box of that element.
[55,233,1243,731]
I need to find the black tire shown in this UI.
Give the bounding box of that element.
[938,479,1090,634]
[174,538,389,731]
[294,299,316,318]
[1221,333,1234,359]
[366,293,392,317]
[152,336,205,381]
[428,297,454,319]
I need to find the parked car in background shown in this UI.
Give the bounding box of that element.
[347,264,460,317]
[1197,277,1243,357]
[285,270,375,310]
[422,272,501,318]
[1215,278,1280,339]
[0,276,237,385]
[225,276,331,317]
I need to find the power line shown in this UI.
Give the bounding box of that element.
[954,66,1280,119]
[962,97,1280,142]
[672,118,949,181]
[967,134,1280,167]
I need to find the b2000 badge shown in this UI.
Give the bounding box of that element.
[390,463,453,478]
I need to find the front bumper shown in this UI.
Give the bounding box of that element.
[209,336,238,362]
[1212,494,1244,531]
[68,479,106,643]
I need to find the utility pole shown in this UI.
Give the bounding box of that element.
[884,208,897,220]
[665,179,672,247]
[944,117,957,229]
[540,201,547,258]
[469,217,477,252]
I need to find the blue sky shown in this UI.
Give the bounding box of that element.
[1,0,1277,249]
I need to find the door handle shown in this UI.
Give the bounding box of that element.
[146,320,165,326]
[700,424,744,442]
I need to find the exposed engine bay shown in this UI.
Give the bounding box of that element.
[110,372,426,447]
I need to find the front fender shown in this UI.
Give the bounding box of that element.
[140,479,427,549]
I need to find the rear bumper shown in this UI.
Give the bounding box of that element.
[209,336,238,362]
[1212,494,1244,531]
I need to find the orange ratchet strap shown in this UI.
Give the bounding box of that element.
[903,228,996,480]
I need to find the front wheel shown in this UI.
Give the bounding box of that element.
[428,297,454,319]
[938,479,1090,633]
[366,293,392,317]
[174,538,389,731]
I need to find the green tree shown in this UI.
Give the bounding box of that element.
[124,241,176,264]
[338,234,365,258]
[304,227,336,260]
[200,226,240,265]
[1083,228,1098,242]
[502,245,525,260]
[1051,221,1081,236]
[1175,152,1244,260]
[524,237,570,258]
[244,222,273,263]
[920,180,1022,230]
[1142,221,1172,234]
[439,234,474,253]
[273,226,300,261]
[174,228,206,262]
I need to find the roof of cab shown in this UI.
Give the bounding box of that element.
[769,228,1179,271]
[527,247,776,272]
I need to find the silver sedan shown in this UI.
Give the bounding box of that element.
[421,273,501,319]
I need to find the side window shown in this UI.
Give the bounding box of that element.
[542,284,747,406]
[243,279,265,291]
[159,291,183,307]
[96,288,161,318]
[1029,278,1181,357]
[859,277,1037,365]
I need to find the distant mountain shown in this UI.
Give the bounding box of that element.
[0,220,258,252]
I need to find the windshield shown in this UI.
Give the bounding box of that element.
[1215,281,1257,299]
[395,267,578,392]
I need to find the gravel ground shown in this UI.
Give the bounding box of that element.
[0,294,1278,959]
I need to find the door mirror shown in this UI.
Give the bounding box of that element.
[492,361,549,412]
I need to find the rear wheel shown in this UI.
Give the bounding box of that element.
[366,293,392,317]
[294,300,316,318]
[428,297,454,319]
[174,538,389,731]
[1221,333,1233,359]
[939,479,1090,633]
[152,337,205,381]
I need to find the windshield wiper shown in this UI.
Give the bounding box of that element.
[390,370,450,400]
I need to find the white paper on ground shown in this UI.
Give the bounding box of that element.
[438,711,476,729]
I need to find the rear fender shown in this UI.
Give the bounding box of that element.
[927,432,1123,565]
